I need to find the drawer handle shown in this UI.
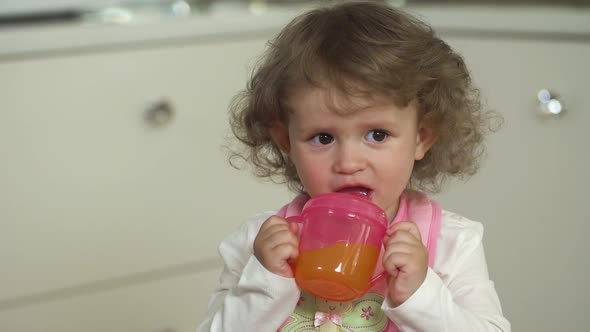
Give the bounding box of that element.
[537,89,562,115]
[145,99,174,126]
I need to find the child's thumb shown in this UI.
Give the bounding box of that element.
[289,221,299,235]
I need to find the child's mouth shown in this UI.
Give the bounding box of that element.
[336,186,372,199]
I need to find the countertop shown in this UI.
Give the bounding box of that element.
[0,4,588,60]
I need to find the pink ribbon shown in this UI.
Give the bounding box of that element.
[314,312,343,327]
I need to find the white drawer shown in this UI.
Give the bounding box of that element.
[0,266,221,332]
[0,35,291,302]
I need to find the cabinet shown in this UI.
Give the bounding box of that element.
[434,36,590,331]
[1,6,589,332]
[0,33,292,331]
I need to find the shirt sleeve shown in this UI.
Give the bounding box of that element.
[381,213,511,332]
[197,213,300,332]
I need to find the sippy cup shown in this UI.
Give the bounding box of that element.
[287,192,388,302]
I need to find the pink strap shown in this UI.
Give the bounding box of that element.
[396,190,442,267]
[276,193,308,218]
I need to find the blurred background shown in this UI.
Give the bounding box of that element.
[1,1,589,331]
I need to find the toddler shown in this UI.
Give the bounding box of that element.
[198,1,510,331]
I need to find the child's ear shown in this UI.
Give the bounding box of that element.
[270,122,291,153]
[415,120,438,161]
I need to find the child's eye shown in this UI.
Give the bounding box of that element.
[365,129,389,143]
[311,133,334,145]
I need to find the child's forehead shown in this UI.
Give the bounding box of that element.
[286,84,401,115]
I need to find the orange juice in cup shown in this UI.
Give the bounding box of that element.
[287,193,388,302]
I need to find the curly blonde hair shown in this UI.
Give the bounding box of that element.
[228,0,499,193]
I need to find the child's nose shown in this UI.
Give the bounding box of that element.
[332,143,366,174]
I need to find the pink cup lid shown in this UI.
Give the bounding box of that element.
[302,192,388,228]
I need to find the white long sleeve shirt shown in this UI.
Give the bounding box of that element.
[197,210,510,331]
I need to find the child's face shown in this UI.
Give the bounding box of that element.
[272,87,435,220]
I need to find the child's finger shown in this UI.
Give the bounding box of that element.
[382,251,412,276]
[271,242,299,260]
[288,221,299,235]
[262,227,298,250]
[260,215,289,230]
[387,221,422,241]
[259,220,292,240]
[267,243,299,277]
[382,241,416,270]
[383,231,422,248]
[383,241,416,256]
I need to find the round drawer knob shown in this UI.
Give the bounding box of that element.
[145,99,175,126]
[537,89,563,115]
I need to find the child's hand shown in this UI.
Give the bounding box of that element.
[382,221,428,307]
[253,216,299,278]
